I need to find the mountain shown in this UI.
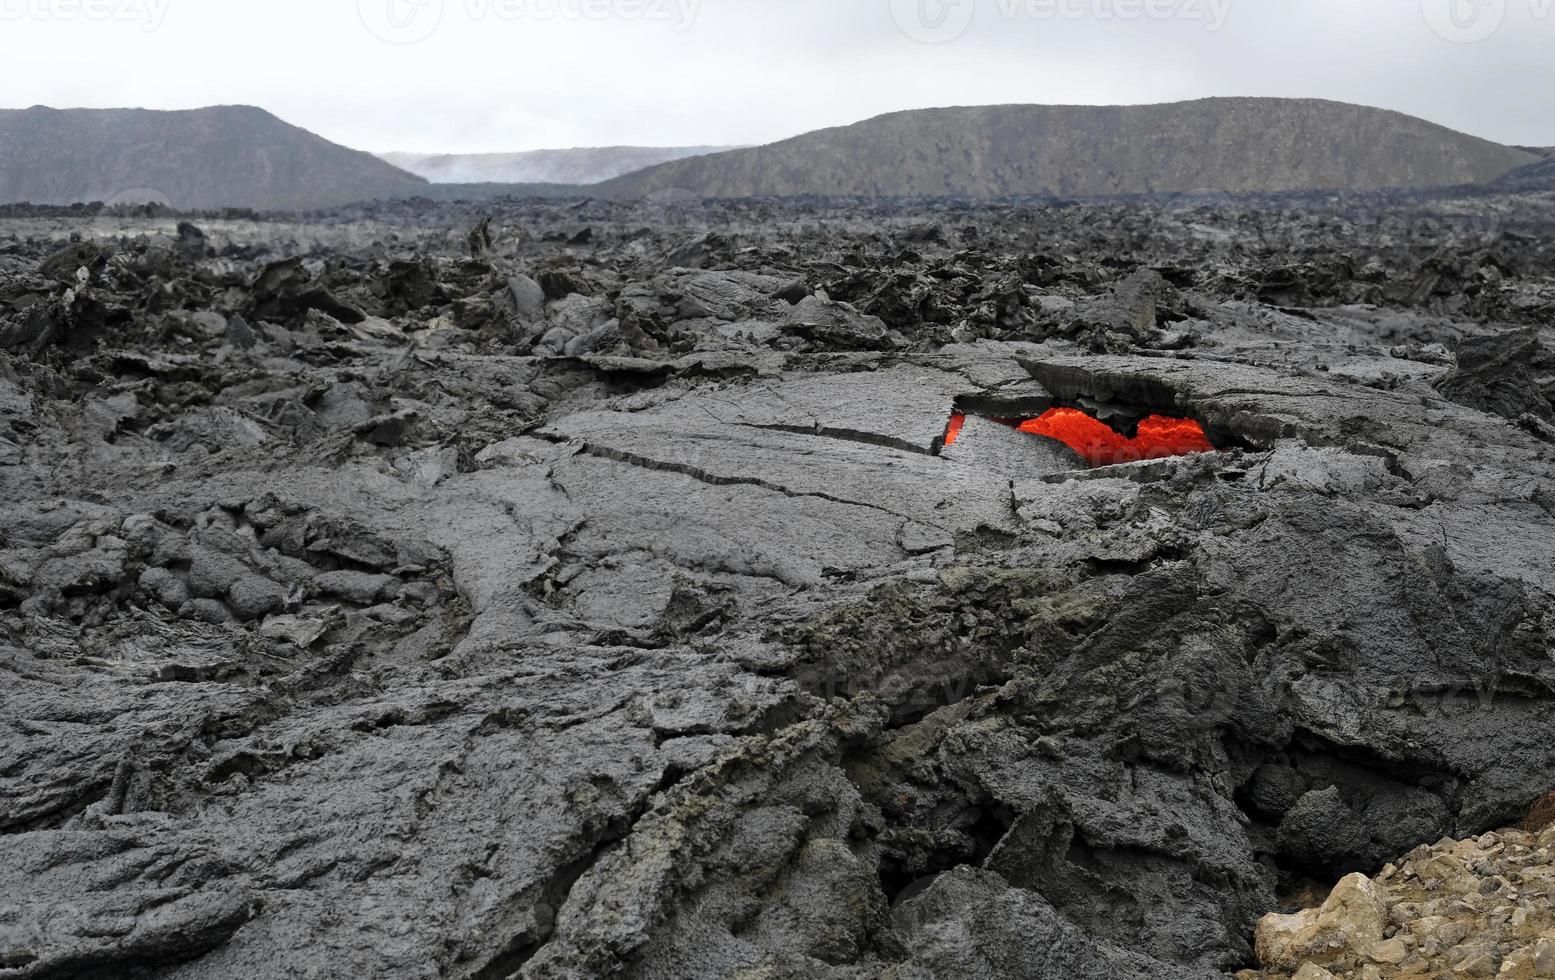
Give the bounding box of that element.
[378,146,739,185]
[1490,155,1555,194]
[0,105,426,210]
[597,98,1538,199]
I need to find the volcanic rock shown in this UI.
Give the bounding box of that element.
[3,186,1555,980]
[247,257,366,326]
[509,274,548,320]
[1435,326,1555,421]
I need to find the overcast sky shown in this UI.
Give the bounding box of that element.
[4,0,1553,153]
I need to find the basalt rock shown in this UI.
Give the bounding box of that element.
[1435,326,1555,422]
[247,257,366,326]
[2,187,1555,980]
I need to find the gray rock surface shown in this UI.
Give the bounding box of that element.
[2,189,1555,979]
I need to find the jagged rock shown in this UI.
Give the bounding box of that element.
[563,319,620,356]
[177,597,234,623]
[537,266,593,300]
[224,313,257,348]
[247,257,366,325]
[1250,825,1555,979]
[3,190,1555,980]
[536,325,576,354]
[1436,326,1555,421]
[672,269,786,321]
[139,566,190,609]
[664,231,731,268]
[176,310,228,338]
[771,277,811,305]
[547,293,613,336]
[509,274,547,320]
[942,415,1084,479]
[314,570,397,604]
[1255,874,1387,970]
[38,238,111,283]
[783,295,899,351]
[1277,787,1371,874]
[384,258,444,313]
[186,549,247,599]
[1501,938,1555,980]
[227,574,289,621]
[176,220,210,259]
[468,215,494,258]
[259,613,329,648]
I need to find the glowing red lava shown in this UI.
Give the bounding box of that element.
[944,413,967,447]
[943,407,1215,467]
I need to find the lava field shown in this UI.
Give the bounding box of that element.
[3,187,1555,979]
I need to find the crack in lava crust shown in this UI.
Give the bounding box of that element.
[943,408,1216,467]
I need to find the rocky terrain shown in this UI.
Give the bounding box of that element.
[2,184,1555,979]
[0,106,426,210]
[1245,819,1555,979]
[597,98,1537,198]
[379,146,740,186]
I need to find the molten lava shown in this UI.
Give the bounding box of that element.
[944,413,967,447]
[1133,414,1220,459]
[1018,408,1214,466]
[942,407,1215,467]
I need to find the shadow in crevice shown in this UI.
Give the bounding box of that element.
[1233,728,1462,889]
[879,802,1015,908]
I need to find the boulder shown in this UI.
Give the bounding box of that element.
[508,274,547,320]
[1254,873,1387,970]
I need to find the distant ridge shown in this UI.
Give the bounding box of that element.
[597,98,1537,199]
[379,145,741,186]
[0,105,426,210]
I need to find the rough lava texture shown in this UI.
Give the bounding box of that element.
[2,184,1555,979]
